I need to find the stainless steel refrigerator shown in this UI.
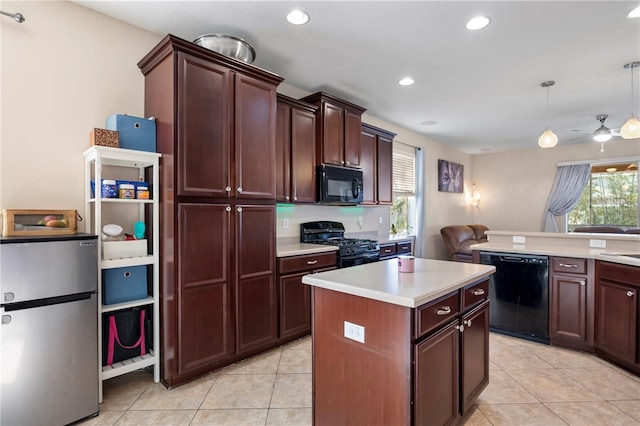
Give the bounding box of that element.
[1,234,99,425]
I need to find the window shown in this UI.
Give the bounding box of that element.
[568,162,639,231]
[391,144,417,235]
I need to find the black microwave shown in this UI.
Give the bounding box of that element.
[317,164,363,204]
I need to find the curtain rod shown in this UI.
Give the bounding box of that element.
[395,140,422,150]
[557,155,639,167]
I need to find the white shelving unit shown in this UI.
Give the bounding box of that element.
[83,146,161,401]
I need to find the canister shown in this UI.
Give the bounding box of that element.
[101,180,118,198]
[136,185,149,199]
[398,255,415,273]
[118,183,135,199]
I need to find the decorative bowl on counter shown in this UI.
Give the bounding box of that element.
[193,34,256,63]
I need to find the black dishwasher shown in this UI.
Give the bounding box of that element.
[480,252,549,344]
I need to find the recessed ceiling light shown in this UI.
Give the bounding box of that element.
[421,120,437,126]
[466,16,490,30]
[286,10,309,25]
[627,6,640,18]
[398,77,414,86]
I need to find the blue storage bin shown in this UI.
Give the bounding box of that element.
[106,114,156,152]
[103,265,148,305]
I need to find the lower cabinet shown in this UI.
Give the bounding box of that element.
[379,240,413,260]
[549,257,595,352]
[595,261,639,373]
[277,251,337,340]
[414,282,490,425]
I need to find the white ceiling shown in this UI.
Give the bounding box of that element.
[73,1,640,154]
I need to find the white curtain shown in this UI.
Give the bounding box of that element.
[541,164,591,232]
[414,147,426,257]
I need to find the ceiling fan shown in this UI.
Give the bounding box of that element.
[571,114,621,143]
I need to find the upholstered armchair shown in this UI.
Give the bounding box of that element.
[440,224,489,263]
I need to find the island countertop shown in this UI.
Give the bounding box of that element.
[301,258,495,308]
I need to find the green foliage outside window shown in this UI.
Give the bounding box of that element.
[391,196,410,234]
[568,169,638,230]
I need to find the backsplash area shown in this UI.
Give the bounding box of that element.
[276,204,391,240]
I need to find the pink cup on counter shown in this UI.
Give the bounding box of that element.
[398,255,415,273]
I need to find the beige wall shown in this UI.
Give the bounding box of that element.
[3,2,636,260]
[0,1,160,219]
[473,139,640,233]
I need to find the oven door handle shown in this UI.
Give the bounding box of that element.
[352,179,360,198]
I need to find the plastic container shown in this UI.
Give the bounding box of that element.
[118,183,135,199]
[101,180,118,198]
[136,186,149,199]
[398,255,415,273]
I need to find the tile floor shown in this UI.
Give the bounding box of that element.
[80,333,640,425]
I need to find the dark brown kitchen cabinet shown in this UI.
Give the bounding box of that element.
[595,261,639,374]
[550,257,595,352]
[361,123,396,205]
[277,251,337,340]
[139,34,283,387]
[379,240,413,260]
[276,95,318,203]
[460,300,490,414]
[300,92,366,168]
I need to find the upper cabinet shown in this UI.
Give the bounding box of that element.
[276,94,318,203]
[300,92,366,168]
[361,123,396,205]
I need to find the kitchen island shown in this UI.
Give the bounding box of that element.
[302,258,495,426]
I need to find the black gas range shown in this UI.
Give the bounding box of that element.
[300,221,380,268]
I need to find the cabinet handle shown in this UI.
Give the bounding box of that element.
[384,249,392,253]
[580,280,586,286]
[559,263,578,268]
[436,306,451,316]
[306,260,318,265]
[341,161,345,165]
[294,196,298,201]
[237,186,243,193]
[237,207,242,212]
[346,161,350,165]
[464,319,473,327]
[285,195,290,201]
[455,324,465,333]
[226,186,232,192]
[472,289,485,296]
[225,206,231,212]
[628,291,635,297]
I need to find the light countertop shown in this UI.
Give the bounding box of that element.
[301,258,495,308]
[276,242,338,257]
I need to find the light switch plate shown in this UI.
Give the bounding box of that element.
[590,239,606,248]
[512,235,526,244]
[283,218,289,229]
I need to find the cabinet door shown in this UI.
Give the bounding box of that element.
[360,128,377,205]
[321,102,344,166]
[276,101,291,202]
[290,107,316,203]
[597,280,637,363]
[177,203,233,375]
[460,300,490,415]
[177,53,232,198]
[235,205,277,354]
[279,272,311,338]
[414,321,460,426]
[550,274,588,346]
[376,134,393,205]
[235,74,277,199]
[344,109,362,168]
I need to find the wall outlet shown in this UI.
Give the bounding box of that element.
[344,321,365,343]
[512,235,526,244]
[357,216,363,228]
[590,239,606,248]
[379,216,383,225]
[283,218,289,229]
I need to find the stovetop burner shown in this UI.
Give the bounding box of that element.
[300,221,380,267]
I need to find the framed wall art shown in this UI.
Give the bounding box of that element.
[438,159,464,193]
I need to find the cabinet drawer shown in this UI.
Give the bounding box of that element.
[552,257,587,275]
[462,279,489,311]
[278,252,337,274]
[380,243,396,257]
[397,242,412,255]
[415,292,460,339]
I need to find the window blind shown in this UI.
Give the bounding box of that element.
[393,149,416,195]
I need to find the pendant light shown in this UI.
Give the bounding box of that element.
[538,81,558,148]
[620,61,640,140]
